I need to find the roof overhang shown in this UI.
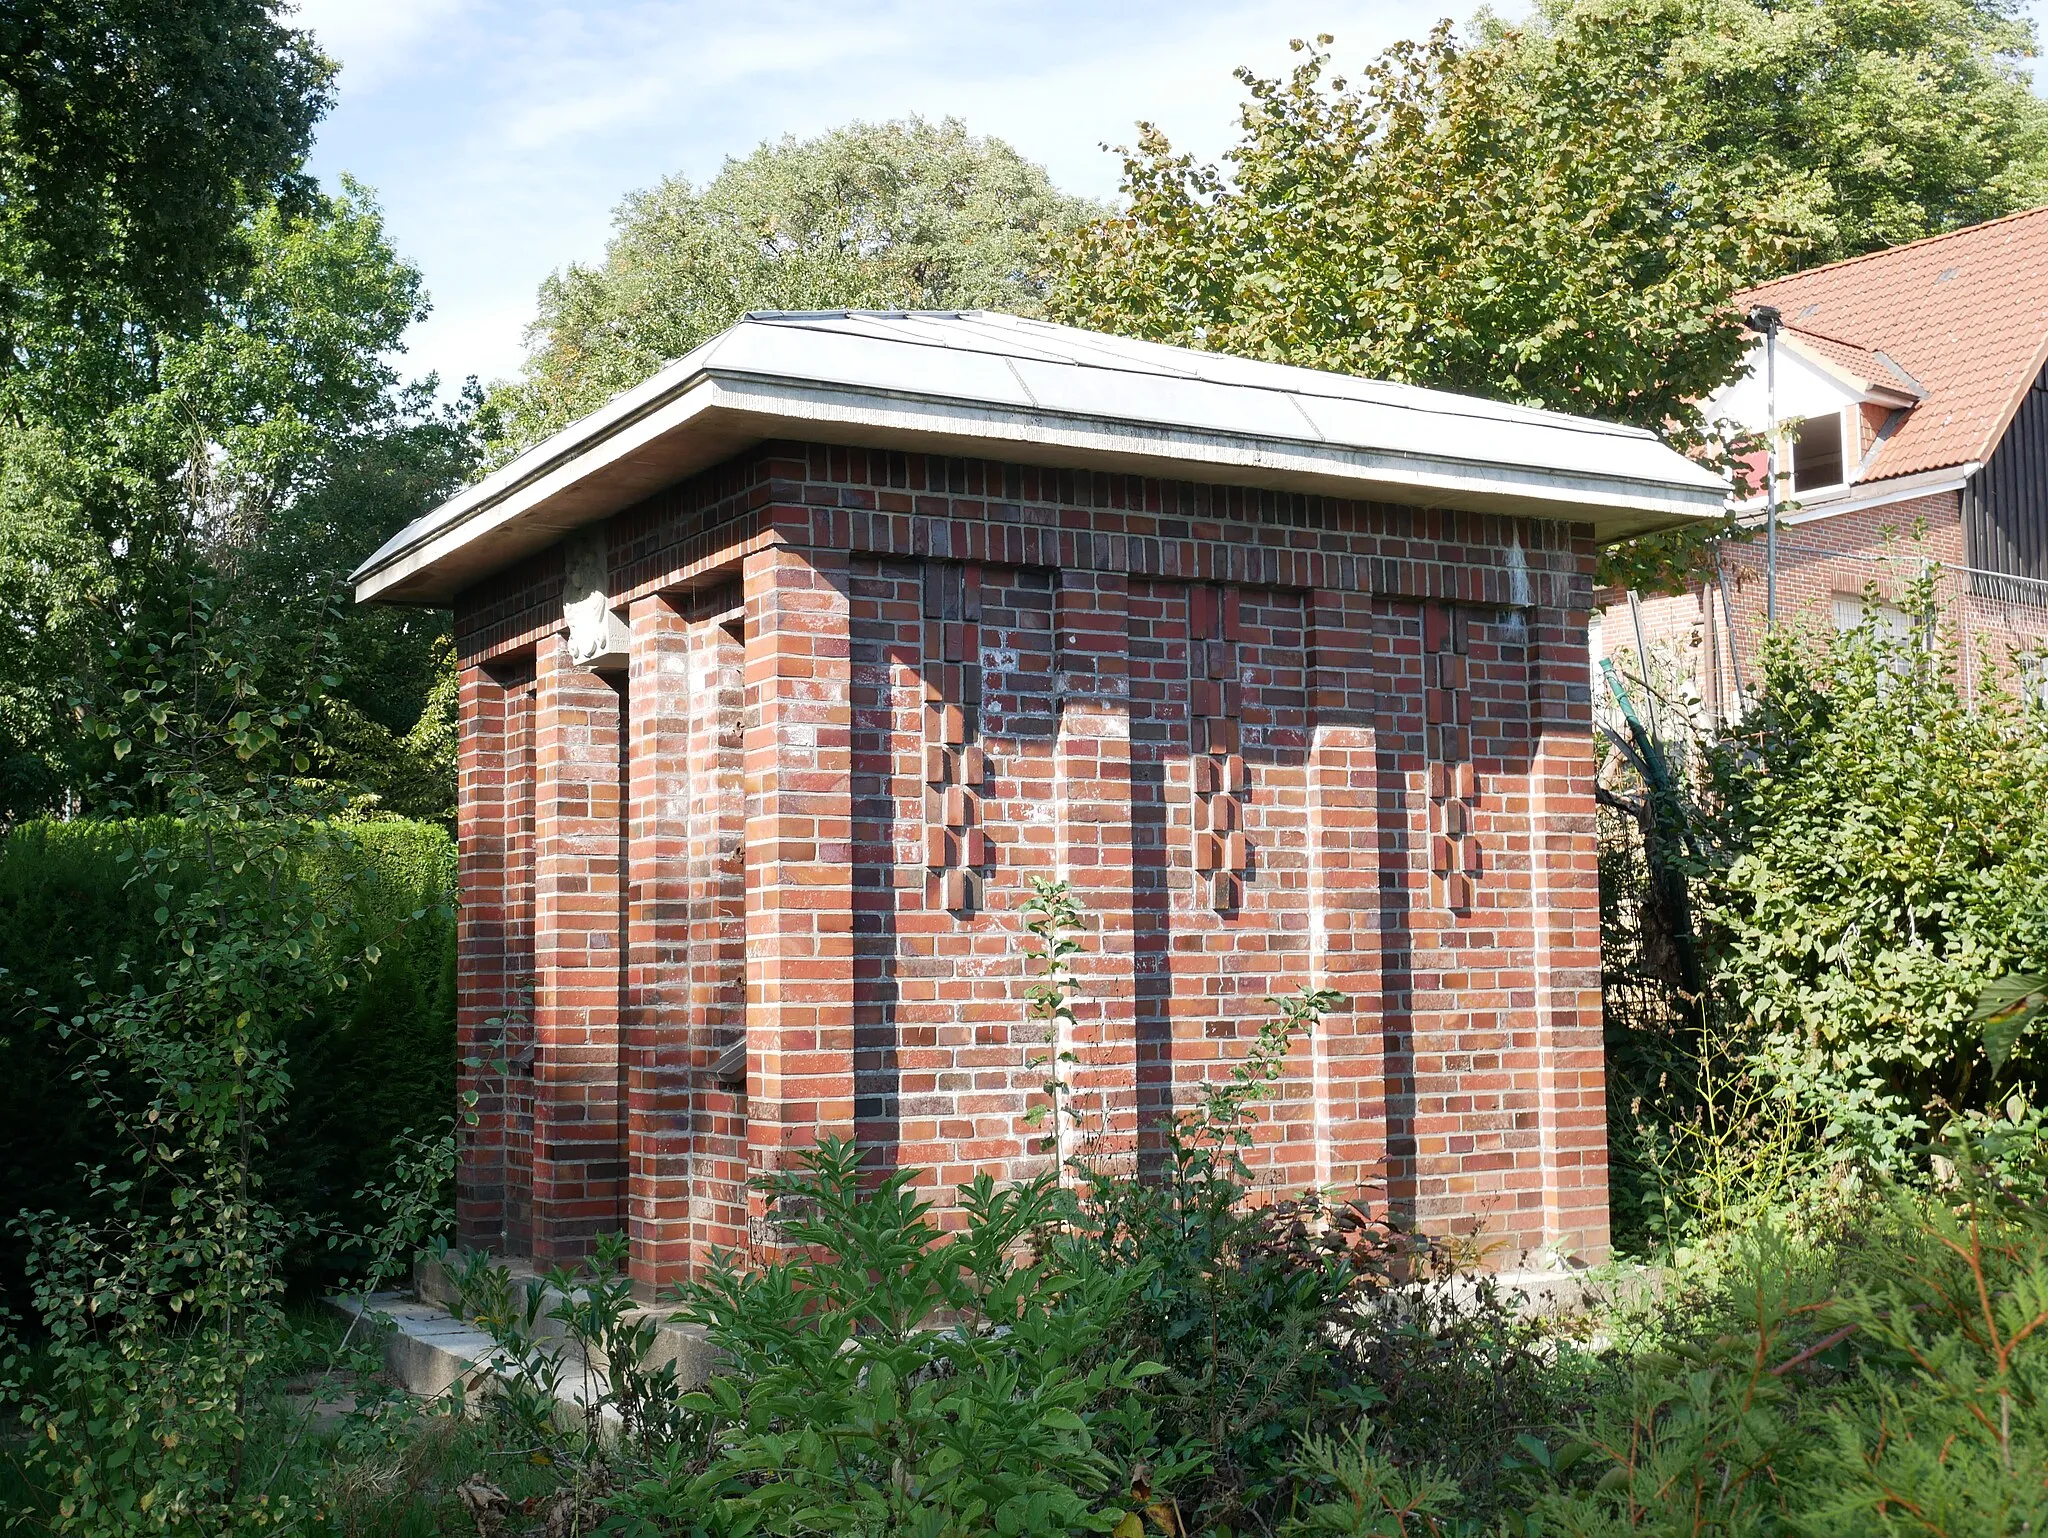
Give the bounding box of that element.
[355,317,1730,607]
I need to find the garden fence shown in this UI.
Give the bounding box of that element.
[1713,535,2048,712]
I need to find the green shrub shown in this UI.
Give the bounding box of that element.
[1605,596,2048,1256]
[1531,1133,2048,1537]
[1697,604,2048,1144]
[645,1143,1169,1537]
[0,813,456,1303]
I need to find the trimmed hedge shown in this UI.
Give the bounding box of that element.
[0,817,456,1301]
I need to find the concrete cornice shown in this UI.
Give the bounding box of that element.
[354,312,1730,607]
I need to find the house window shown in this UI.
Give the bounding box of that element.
[1790,411,1846,493]
[1831,592,1918,643]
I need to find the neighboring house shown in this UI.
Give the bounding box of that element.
[352,310,1725,1289]
[1598,204,2048,720]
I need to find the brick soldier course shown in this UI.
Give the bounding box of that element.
[355,311,1725,1292]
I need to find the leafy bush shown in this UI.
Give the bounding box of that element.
[0,601,440,1535]
[621,1144,1170,1537]
[1530,1133,2048,1537]
[1696,604,2048,1141]
[1602,596,2048,1257]
[0,811,455,1302]
[1327,1267,1579,1516]
[1057,987,1411,1531]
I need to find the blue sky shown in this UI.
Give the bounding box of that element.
[294,0,2048,397]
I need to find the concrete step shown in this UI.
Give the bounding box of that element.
[326,1264,717,1408]
[413,1255,719,1383]
[330,1260,1647,1408]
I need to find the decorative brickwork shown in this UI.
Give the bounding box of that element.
[922,564,988,915]
[1422,601,1480,913]
[451,440,1610,1279]
[1188,584,1250,912]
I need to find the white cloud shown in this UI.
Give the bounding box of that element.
[289,0,477,95]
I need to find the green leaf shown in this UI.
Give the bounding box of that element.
[1973,973,2047,1072]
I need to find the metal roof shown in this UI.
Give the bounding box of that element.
[354,309,1729,605]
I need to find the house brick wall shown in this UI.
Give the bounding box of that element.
[452,440,1609,1286]
[1601,490,2048,717]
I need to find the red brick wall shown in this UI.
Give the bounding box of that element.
[1599,490,2048,716]
[455,662,535,1255]
[453,442,1608,1280]
[530,636,630,1263]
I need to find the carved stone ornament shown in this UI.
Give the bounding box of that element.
[563,529,630,669]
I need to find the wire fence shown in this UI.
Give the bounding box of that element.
[1713,536,2048,714]
[1594,536,2048,746]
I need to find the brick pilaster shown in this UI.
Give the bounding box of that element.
[682,600,749,1273]
[743,545,856,1252]
[1528,603,1610,1261]
[1307,588,1387,1195]
[625,595,693,1292]
[531,634,628,1263]
[456,665,512,1251]
[1053,570,1139,1172]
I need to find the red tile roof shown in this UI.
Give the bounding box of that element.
[1779,327,1925,400]
[1737,204,2048,482]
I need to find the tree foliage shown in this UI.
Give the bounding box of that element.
[1053,27,1796,436]
[486,116,1103,458]
[1056,2,2048,423]
[1502,0,2048,270]
[0,179,477,825]
[0,4,469,827]
[0,0,333,327]
[1054,5,2048,588]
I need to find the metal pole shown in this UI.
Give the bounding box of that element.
[1718,574,1748,702]
[1749,305,1783,633]
[1627,587,1661,743]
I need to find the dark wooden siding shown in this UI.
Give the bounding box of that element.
[1965,359,2048,592]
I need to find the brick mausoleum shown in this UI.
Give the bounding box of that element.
[354,312,1724,1292]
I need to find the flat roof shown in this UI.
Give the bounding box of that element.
[354,310,1728,605]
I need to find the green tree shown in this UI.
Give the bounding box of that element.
[0,180,477,826]
[1053,28,1796,436]
[486,116,1104,458]
[1501,0,2048,270]
[0,0,333,328]
[1054,9,2047,586]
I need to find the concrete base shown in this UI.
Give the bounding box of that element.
[325,1291,505,1402]
[1488,1264,1662,1319]
[325,1263,717,1406]
[329,1259,1654,1407]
